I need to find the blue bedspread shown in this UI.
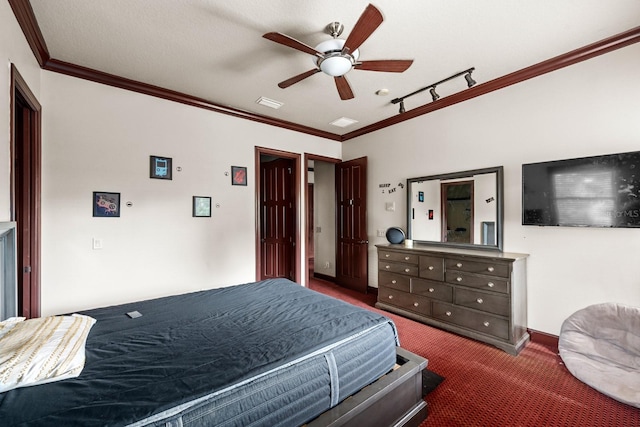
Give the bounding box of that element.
[0,279,398,426]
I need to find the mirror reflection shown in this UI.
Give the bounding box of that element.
[407,167,503,251]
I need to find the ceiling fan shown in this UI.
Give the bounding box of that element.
[262,4,413,100]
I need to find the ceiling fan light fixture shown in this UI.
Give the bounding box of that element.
[319,55,353,76]
[314,39,359,77]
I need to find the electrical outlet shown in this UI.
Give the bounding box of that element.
[377,229,385,237]
[324,261,331,269]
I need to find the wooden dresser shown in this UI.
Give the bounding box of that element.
[375,244,529,355]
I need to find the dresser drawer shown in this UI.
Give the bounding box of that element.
[445,258,510,278]
[432,302,509,340]
[419,255,445,281]
[379,272,410,292]
[379,261,419,276]
[411,278,453,302]
[454,288,509,317]
[445,271,509,294]
[378,286,432,316]
[378,250,419,265]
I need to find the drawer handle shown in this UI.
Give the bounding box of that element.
[487,282,495,288]
[391,279,397,284]
[483,321,490,327]
[476,298,484,304]
[428,288,435,293]
[413,302,419,307]
[456,277,463,282]
[445,311,452,316]
[385,265,390,269]
[388,295,393,300]
[487,266,495,272]
[404,256,410,261]
[404,268,411,273]
[428,266,434,271]
[385,254,390,258]
[456,262,463,268]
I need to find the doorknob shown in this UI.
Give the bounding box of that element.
[358,240,369,244]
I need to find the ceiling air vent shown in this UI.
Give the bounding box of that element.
[256,97,283,109]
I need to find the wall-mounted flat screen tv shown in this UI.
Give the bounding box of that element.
[522,151,640,227]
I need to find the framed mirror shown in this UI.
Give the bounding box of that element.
[407,166,504,251]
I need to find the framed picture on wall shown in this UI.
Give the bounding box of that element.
[193,196,212,217]
[150,155,172,180]
[231,166,247,186]
[93,192,121,217]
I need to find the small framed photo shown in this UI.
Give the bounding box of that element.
[93,192,121,217]
[231,166,247,186]
[193,196,212,217]
[150,155,172,180]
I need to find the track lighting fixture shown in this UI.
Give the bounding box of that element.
[429,87,440,101]
[391,67,476,114]
[465,70,476,88]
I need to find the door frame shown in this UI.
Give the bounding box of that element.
[255,147,301,283]
[303,153,341,285]
[10,64,42,318]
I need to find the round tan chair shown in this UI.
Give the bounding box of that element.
[558,302,640,408]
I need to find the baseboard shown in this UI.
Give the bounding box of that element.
[528,329,559,353]
[312,272,335,283]
[367,286,378,295]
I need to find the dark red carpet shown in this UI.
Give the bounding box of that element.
[309,277,640,427]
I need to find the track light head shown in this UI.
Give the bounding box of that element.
[429,87,440,102]
[465,71,476,88]
[399,100,406,114]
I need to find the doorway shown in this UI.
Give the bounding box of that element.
[304,154,340,285]
[441,180,474,244]
[10,64,42,319]
[255,147,300,283]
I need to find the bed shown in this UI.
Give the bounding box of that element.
[0,278,427,426]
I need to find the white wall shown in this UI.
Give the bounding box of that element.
[0,0,42,220]
[343,42,640,335]
[40,71,340,316]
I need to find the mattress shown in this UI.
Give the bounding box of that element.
[0,278,399,426]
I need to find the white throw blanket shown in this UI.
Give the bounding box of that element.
[0,314,96,393]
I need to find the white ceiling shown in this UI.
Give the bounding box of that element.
[28,0,640,136]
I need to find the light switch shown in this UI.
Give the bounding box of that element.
[385,202,395,212]
[92,238,103,250]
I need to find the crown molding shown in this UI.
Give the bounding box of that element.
[8,0,49,67]
[9,1,640,142]
[341,25,640,141]
[43,58,342,141]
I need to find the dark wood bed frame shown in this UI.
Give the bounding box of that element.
[308,347,428,427]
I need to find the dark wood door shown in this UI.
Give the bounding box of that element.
[11,66,41,319]
[335,157,368,293]
[259,158,296,281]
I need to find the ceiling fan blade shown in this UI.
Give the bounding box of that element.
[334,76,354,100]
[355,60,414,72]
[263,32,323,56]
[278,69,321,88]
[342,4,384,54]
